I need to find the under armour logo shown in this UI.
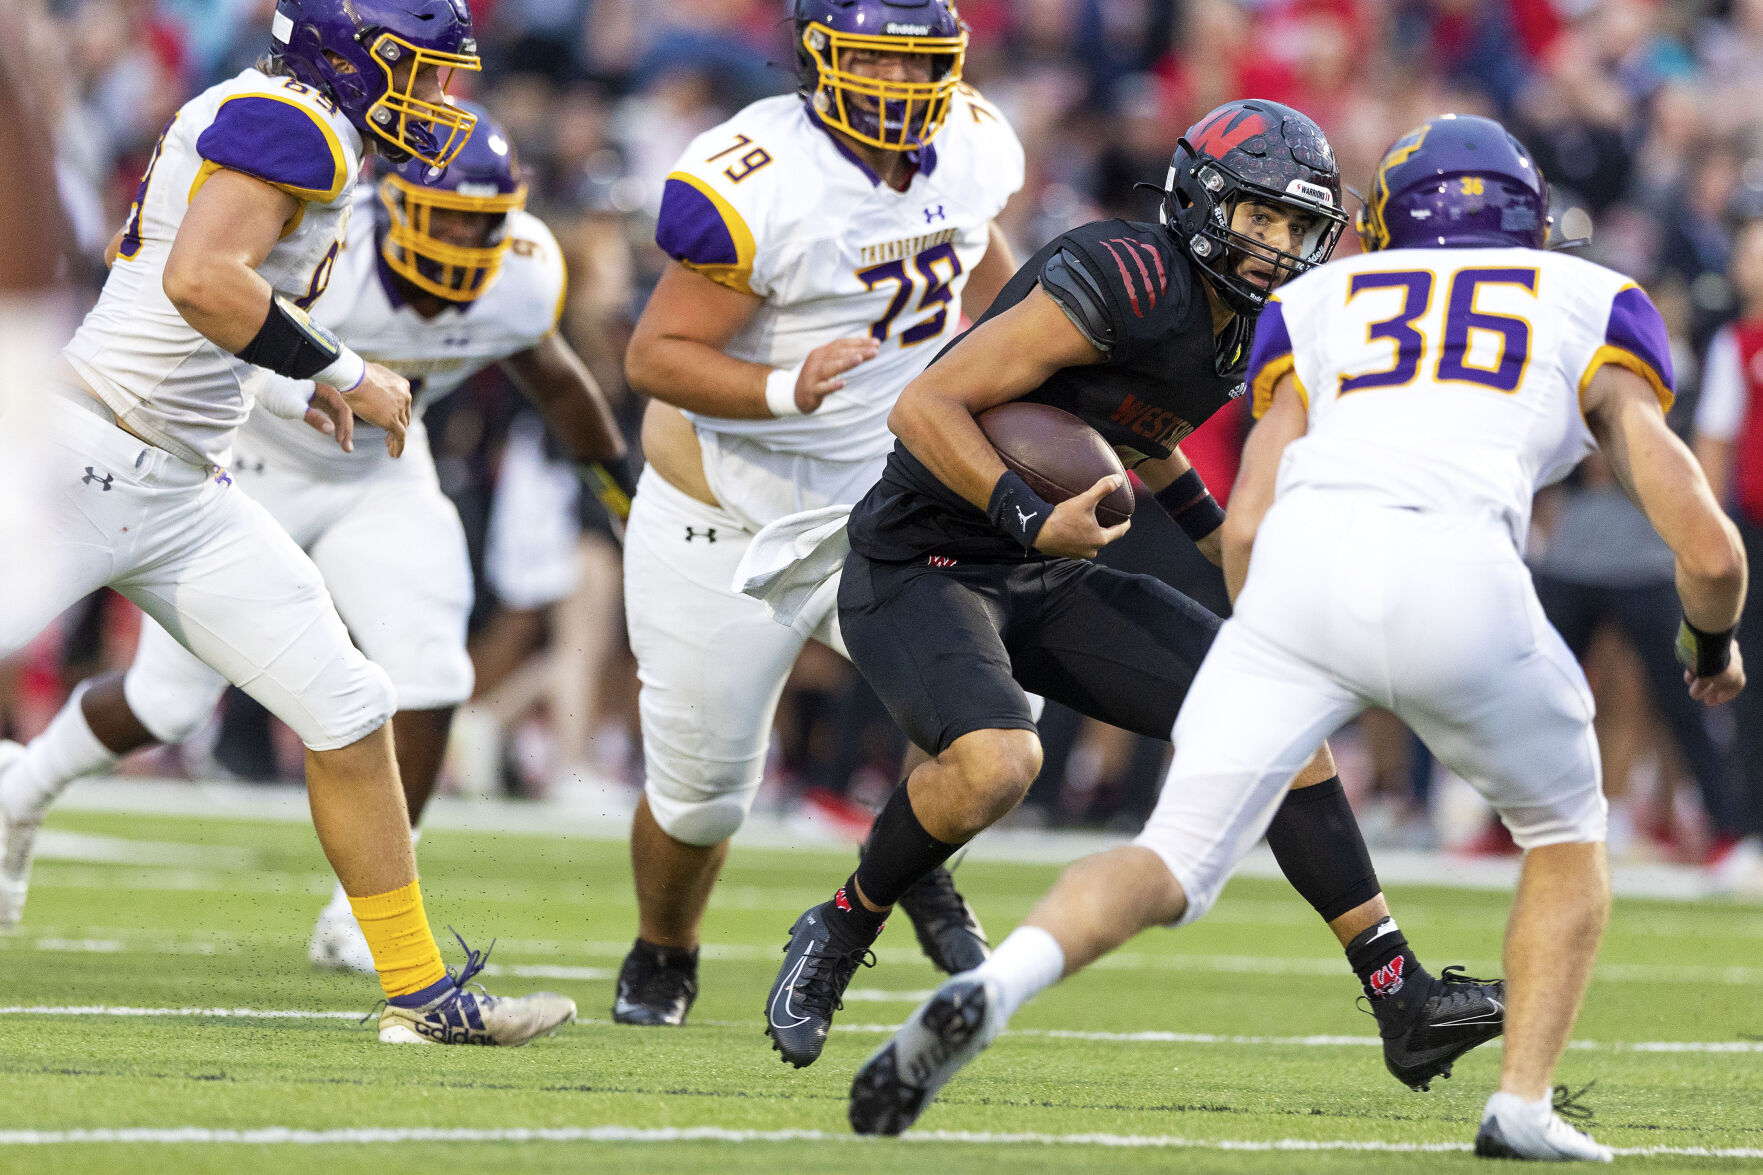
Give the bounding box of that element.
[82,467,114,491]
[924,204,945,224]
[684,526,717,542]
[1015,506,1037,529]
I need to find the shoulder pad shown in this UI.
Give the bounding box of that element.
[1051,221,1189,349]
[197,88,352,203]
[1040,248,1116,353]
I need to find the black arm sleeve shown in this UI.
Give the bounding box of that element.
[234,295,348,381]
[1039,247,1117,354]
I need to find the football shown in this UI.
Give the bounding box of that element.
[977,402,1135,526]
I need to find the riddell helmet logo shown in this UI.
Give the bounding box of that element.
[886,22,933,34]
[1369,955,1405,996]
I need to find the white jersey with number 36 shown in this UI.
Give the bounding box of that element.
[1245,246,1676,552]
[62,68,363,469]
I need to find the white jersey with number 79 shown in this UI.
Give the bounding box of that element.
[1245,246,1676,553]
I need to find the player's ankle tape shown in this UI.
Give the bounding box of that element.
[988,470,1052,551]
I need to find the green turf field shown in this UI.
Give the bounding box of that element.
[2,805,1760,1173]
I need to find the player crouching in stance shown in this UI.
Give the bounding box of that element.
[614,0,1022,1026]
[851,115,1747,1157]
[768,100,1504,1082]
[0,0,575,1046]
[0,101,627,978]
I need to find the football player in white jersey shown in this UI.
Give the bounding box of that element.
[613,0,1023,1026]
[849,115,1747,1156]
[0,0,577,1047]
[0,104,628,976]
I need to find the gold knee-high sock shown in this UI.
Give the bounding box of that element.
[349,879,447,999]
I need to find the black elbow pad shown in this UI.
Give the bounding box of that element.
[1040,247,1117,354]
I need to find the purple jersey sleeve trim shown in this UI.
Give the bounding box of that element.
[1246,299,1294,387]
[655,174,755,293]
[657,177,740,267]
[196,95,347,203]
[1603,285,1675,396]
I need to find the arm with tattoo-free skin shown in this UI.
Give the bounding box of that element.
[162,169,411,456]
[887,283,1127,559]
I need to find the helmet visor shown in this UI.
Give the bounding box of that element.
[364,32,481,168]
[379,172,525,301]
[802,22,966,151]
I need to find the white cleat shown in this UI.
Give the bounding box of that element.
[376,934,576,1046]
[1475,1090,1613,1162]
[0,741,40,931]
[308,905,379,974]
[847,974,1006,1135]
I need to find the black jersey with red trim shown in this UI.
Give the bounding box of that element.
[847,218,1252,563]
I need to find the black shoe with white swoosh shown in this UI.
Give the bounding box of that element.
[1375,966,1506,1090]
[764,900,877,1068]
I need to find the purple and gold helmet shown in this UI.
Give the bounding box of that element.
[271,0,480,169]
[794,0,968,152]
[1162,99,1348,315]
[377,101,526,302]
[1358,114,1549,252]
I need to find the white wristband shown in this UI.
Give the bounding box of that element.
[764,364,804,418]
[312,346,367,393]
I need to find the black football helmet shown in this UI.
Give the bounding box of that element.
[1161,99,1347,314]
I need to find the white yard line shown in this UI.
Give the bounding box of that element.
[12,930,1761,988]
[2,1004,1758,1055]
[0,1125,1755,1157]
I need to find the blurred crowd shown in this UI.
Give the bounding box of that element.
[6,0,1763,881]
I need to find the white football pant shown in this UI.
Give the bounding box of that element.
[1136,489,1606,924]
[121,417,476,743]
[0,393,393,750]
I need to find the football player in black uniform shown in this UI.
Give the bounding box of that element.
[764,100,1505,1088]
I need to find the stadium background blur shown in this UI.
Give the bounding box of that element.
[4,0,1762,877]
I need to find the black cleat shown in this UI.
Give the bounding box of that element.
[611,939,699,1026]
[849,974,1002,1136]
[898,865,989,975]
[1374,966,1506,1091]
[764,901,877,1068]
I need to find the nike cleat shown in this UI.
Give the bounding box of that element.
[0,741,39,931]
[308,906,377,974]
[849,974,1004,1136]
[764,900,878,1068]
[377,932,576,1046]
[1375,966,1506,1091]
[612,938,699,1026]
[1474,1087,1612,1162]
[898,864,989,975]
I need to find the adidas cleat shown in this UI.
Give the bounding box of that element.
[0,741,39,931]
[1377,966,1506,1090]
[612,939,699,1026]
[377,933,575,1046]
[898,864,989,975]
[764,900,877,1068]
[849,974,1005,1136]
[308,906,377,974]
[1474,1087,1612,1162]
